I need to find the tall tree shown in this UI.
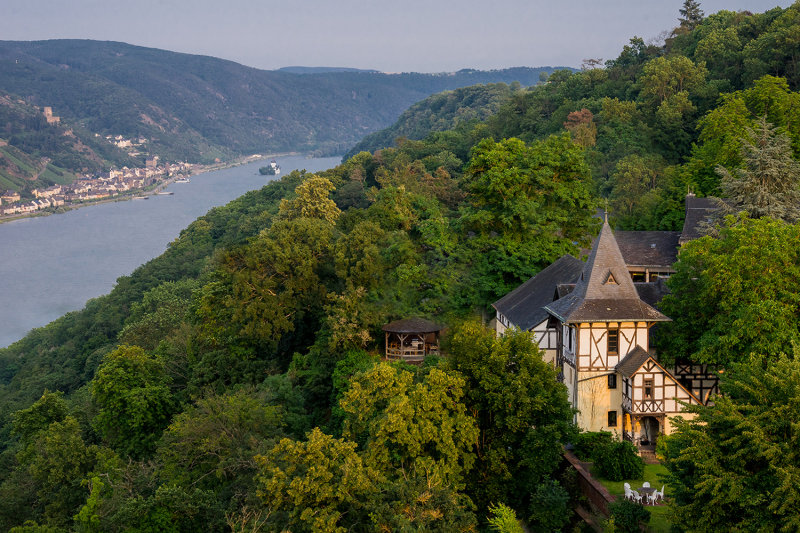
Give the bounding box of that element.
[91,345,176,458]
[447,322,576,519]
[459,135,598,303]
[657,216,800,366]
[278,175,342,224]
[679,0,704,31]
[339,363,478,490]
[716,116,800,222]
[659,354,800,532]
[253,428,382,533]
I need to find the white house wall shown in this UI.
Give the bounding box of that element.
[576,322,649,371]
[629,360,699,414]
[532,319,558,351]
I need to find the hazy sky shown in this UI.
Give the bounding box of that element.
[2,1,794,72]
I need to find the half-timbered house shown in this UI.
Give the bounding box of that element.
[493,212,719,449]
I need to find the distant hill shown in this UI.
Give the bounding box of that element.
[277,66,381,74]
[342,82,520,160]
[0,40,567,167]
[0,92,137,193]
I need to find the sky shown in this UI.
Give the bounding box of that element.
[1,0,794,73]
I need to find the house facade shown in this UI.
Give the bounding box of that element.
[493,209,719,447]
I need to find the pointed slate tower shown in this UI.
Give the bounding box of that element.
[545,220,669,324]
[543,220,670,432]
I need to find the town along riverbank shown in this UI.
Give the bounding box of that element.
[0,155,339,347]
[0,153,299,224]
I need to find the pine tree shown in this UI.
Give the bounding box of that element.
[679,0,704,30]
[716,117,800,222]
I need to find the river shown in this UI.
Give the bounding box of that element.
[0,155,341,348]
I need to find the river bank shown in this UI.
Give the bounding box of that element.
[0,155,341,347]
[0,152,300,224]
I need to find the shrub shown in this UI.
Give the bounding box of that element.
[606,499,651,533]
[594,440,644,481]
[487,503,524,533]
[572,430,615,461]
[528,479,570,532]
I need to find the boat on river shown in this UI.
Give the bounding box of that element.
[259,159,281,176]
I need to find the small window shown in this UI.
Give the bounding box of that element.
[567,326,573,352]
[607,329,619,355]
[608,373,617,389]
[644,379,654,399]
[608,410,617,427]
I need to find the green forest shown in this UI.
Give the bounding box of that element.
[0,94,139,192]
[0,40,563,181]
[2,2,800,531]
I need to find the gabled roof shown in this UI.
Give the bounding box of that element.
[492,255,584,331]
[680,195,719,244]
[634,279,670,308]
[616,346,703,404]
[615,231,680,269]
[544,222,670,324]
[615,345,653,377]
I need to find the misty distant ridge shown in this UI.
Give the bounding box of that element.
[277,66,381,74]
[278,66,575,76]
[0,39,570,164]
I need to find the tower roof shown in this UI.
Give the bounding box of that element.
[544,222,670,323]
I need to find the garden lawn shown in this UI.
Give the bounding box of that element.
[594,463,672,533]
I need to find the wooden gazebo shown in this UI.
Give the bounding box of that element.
[382,318,442,363]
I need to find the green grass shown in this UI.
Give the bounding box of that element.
[41,164,74,184]
[595,463,668,495]
[0,147,37,175]
[593,463,673,533]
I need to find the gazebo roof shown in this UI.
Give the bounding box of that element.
[382,317,442,334]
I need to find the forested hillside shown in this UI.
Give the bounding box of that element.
[342,82,519,160]
[2,3,800,531]
[0,92,138,192]
[0,40,560,165]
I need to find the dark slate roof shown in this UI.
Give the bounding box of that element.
[634,279,670,308]
[557,283,576,299]
[545,222,670,324]
[615,231,680,269]
[615,345,653,377]
[492,255,584,331]
[680,195,719,244]
[382,318,442,333]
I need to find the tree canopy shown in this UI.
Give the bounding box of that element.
[657,216,800,366]
[659,354,800,532]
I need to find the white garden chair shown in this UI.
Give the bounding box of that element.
[642,481,650,488]
[632,490,643,504]
[647,491,658,505]
[624,486,634,501]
